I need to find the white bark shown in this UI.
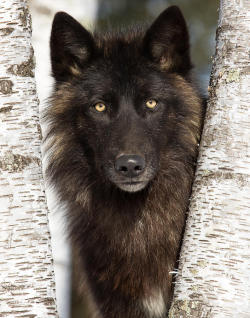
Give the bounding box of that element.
[169,1,250,317]
[0,0,57,316]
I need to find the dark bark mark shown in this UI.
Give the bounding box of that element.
[195,170,248,188]
[0,27,14,36]
[205,170,246,182]
[37,124,43,140]
[7,49,35,77]
[43,297,56,306]
[18,6,31,30]
[169,300,212,318]
[0,151,40,172]
[216,25,233,40]
[0,80,13,94]
[1,283,26,291]
[0,106,13,113]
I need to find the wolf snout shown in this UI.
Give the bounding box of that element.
[115,154,146,178]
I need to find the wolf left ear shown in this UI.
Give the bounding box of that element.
[143,6,191,74]
[50,12,95,82]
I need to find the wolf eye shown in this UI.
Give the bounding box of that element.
[94,102,106,112]
[146,99,157,109]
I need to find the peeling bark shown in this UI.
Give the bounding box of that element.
[0,0,57,317]
[169,1,250,317]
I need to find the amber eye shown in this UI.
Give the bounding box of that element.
[146,99,157,109]
[94,102,106,112]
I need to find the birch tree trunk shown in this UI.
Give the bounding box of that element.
[0,0,57,316]
[169,1,250,317]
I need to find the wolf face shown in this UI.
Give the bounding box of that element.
[46,6,204,317]
[48,6,200,195]
[72,59,165,193]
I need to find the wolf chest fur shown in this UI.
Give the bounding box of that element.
[45,5,204,318]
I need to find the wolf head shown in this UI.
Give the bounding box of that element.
[47,6,202,195]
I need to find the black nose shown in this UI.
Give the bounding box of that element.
[115,155,146,178]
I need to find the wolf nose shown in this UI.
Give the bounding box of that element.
[115,155,146,178]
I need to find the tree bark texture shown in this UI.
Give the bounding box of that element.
[169,1,250,317]
[0,0,57,316]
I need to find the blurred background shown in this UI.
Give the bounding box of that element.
[29,0,218,317]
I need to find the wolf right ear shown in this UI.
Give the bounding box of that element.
[50,12,95,82]
[143,6,191,75]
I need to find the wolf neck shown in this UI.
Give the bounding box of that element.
[80,167,191,249]
[71,166,191,313]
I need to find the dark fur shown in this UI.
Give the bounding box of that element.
[45,6,204,318]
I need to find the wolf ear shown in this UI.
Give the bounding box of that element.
[143,6,191,74]
[50,12,95,82]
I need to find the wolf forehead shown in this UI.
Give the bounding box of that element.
[95,28,146,56]
[76,63,169,99]
[74,31,167,84]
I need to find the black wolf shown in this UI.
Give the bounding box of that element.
[46,5,204,317]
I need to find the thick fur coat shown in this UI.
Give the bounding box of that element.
[45,6,204,318]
